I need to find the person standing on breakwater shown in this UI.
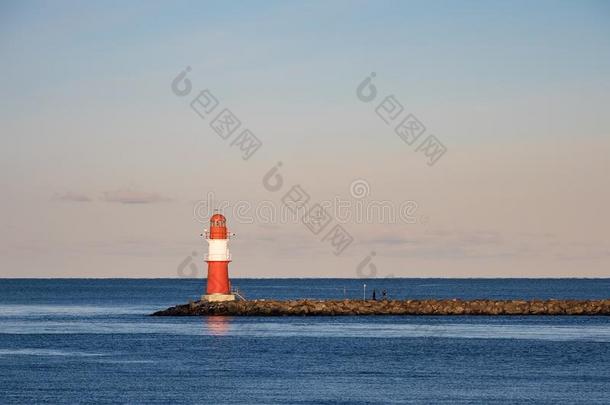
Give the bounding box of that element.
[382,289,387,300]
[372,289,377,300]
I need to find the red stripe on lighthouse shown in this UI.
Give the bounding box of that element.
[206,261,230,294]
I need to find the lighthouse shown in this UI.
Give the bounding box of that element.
[202,213,236,302]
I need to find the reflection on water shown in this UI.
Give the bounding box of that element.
[0,305,150,317]
[0,349,105,357]
[1,313,609,342]
[205,316,232,336]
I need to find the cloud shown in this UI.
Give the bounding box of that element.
[553,243,610,261]
[54,192,92,202]
[354,228,533,260]
[101,189,171,204]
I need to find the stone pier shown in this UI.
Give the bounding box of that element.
[152,298,610,316]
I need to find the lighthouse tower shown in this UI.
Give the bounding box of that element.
[202,213,236,302]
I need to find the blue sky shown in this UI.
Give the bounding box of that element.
[1,1,609,277]
[3,0,609,113]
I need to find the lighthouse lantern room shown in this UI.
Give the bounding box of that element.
[202,213,236,302]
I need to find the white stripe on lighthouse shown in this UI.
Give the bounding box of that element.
[206,239,230,261]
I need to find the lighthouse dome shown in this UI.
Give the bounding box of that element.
[209,213,227,239]
[210,213,226,225]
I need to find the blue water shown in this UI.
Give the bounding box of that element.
[1,279,609,404]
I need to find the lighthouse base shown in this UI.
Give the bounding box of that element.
[202,293,236,302]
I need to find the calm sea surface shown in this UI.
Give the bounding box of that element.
[1,278,609,404]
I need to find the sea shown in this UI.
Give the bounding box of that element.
[0,278,609,404]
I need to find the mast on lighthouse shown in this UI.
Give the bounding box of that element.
[202,212,236,302]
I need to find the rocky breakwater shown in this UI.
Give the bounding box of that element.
[152,299,610,316]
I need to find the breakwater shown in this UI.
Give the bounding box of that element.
[152,298,610,316]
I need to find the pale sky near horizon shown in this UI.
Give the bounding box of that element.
[1,0,609,278]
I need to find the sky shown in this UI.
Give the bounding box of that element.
[1,0,609,278]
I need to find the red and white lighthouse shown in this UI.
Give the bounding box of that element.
[202,213,235,302]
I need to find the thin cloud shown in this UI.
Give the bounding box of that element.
[54,192,92,202]
[354,228,534,260]
[101,189,171,204]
